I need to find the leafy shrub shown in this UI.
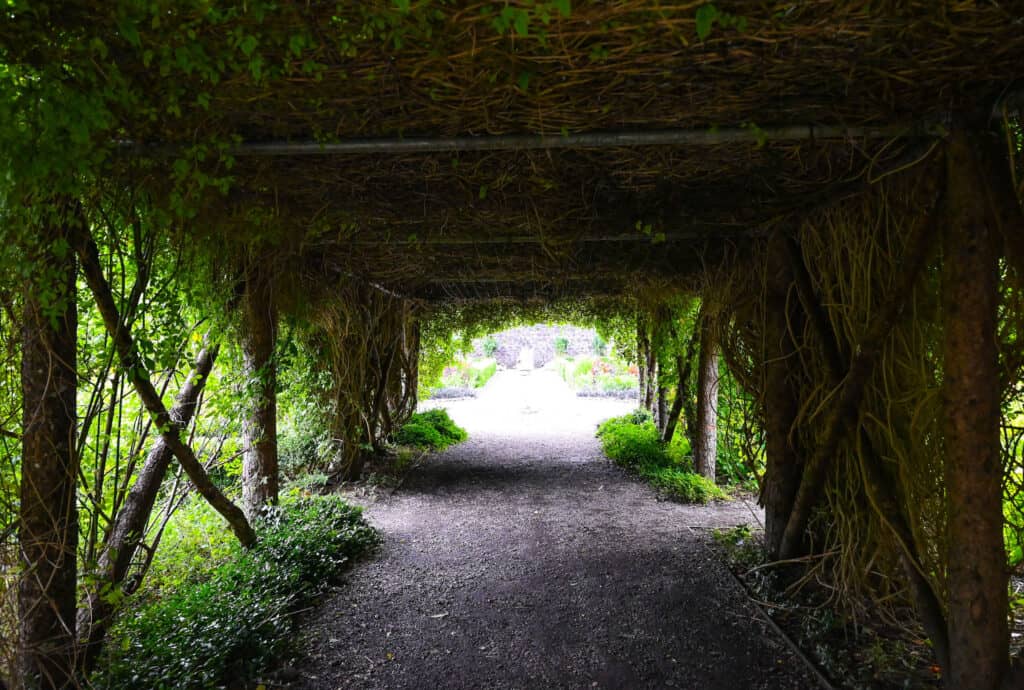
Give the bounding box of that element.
[394,409,468,450]
[591,333,607,356]
[553,335,570,354]
[95,496,378,689]
[468,359,497,388]
[440,358,497,389]
[481,335,499,357]
[394,422,445,449]
[597,411,721,504]
[645,466,725,504]
[596,415,666,469]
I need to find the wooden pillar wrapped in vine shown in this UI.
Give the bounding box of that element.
[17,200,79,689]
[761,230,803,559]
[694,315,719,481]
[942,127,1009,690]
[241,261,279,519]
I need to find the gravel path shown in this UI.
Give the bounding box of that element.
[288,371,819,689]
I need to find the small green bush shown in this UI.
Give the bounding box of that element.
[595,416,665,469]
[644,465,725,504]
[95,496,378,689]
[554,335,570,354]
[394,409,468,450]
[482,335,499,356]
[468,359,497,388]
[597,411,722,504]
[394,421,445,449]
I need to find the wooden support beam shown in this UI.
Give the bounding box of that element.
[18,202,79,689]
[942,128,1009,690]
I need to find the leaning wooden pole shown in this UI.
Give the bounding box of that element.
[17,202,79,689]
[71,225,257,548]
[78,343,219,671]
[942,128,1009,690]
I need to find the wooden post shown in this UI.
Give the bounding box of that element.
[694,319,718,481]
[761,231,803,559]
[17,204,79,688]
[942,128,1009,690]
[241,266,279,519]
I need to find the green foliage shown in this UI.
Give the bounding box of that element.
[394,422,444,449]
[695,3,748,41]
[95,495,378,689]
[553,335,570,354]
[481,335,499,357]
[646,465,725,504]
[597,412,722,504]
[441,358,498,390]
[394,409,467,450]
[596,414,666,469]
[591,333,607,356]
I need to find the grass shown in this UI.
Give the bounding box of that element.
[596,411,725,504]
[393,408,468,450]
[94,494,378,689]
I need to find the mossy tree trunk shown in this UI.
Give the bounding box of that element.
[241,265,279,519]
[942,128,1008,690]
[17,203,79,689]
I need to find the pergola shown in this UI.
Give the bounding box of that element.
[6,2,1024,688]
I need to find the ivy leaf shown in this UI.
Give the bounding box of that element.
[513,10,529,37]
[117,17,141,47]
[239,35,258,57]
[695,4,718,41]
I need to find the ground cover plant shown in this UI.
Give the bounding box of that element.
[93,494,378,689]
[596,411,724,504]
[393,409,468,451]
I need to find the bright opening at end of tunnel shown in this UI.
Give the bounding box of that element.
[418,324,639,437]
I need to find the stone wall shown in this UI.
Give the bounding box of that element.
[473,324,599,368]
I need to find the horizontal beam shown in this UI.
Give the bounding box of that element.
[233,125,931,155]
[126,124,935,158]
[344,231,746,246]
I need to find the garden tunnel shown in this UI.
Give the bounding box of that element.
[4,2,1024,689]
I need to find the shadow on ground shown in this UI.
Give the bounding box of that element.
[285,371,817,689]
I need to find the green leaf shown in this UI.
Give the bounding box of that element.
[513,10,529,37]
[695,4,718,41]
[517,71,532,91]
[478,185,489,200]
[394,0,411,12]
[239,35,258,57]
[553,0,572,18]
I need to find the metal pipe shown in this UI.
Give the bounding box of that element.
[232,124,923,155]
[124,123,933,157]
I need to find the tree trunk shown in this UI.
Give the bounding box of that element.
[694,321,718,481]
[942,128,1008,690]
[761,230,803,560]
[241,268,278,520]
[656,384,668,436]
[636,315,650,409]
[77,344,219,671]
[71,224,256,547]
[17,206,79,689]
